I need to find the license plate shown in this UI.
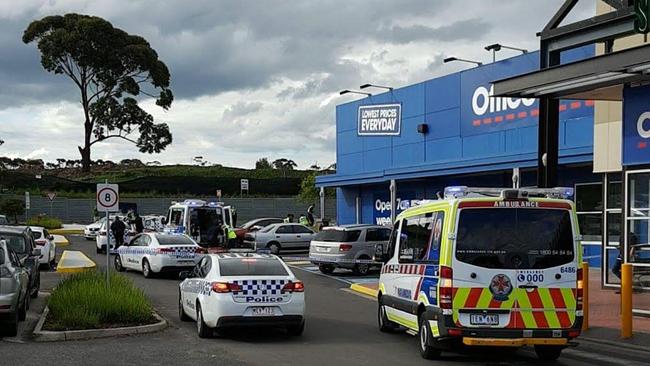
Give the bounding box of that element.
[316,246,330,253]
[470,314,499,326]
[251,307,275,316]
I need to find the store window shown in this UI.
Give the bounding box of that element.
[604,175,622,286]
[575,183,603,242]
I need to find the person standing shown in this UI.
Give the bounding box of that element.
[134,212,144,234]
[110,216,126,249]
[283,213,294,223]
[306,204,315,226]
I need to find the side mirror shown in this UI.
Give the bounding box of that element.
[179,271,191,280]
[373,244,388,263]
[32,248,42,257]
[48,235,55,241]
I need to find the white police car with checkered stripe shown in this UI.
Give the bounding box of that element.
[114,233,206,278]
[178,252,305,338]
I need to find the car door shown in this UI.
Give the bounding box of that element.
[131,234,152,271]
[292,225,314,248]
[9,250,28,300]
[182,256,211,319]
[121,234,141,270]
[275,224,298,248]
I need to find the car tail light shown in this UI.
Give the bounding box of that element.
[211,282,242,293]
[339,244,353,252]
[35,239,47,246]
[282,281,305,293]
[0,266,12,278]
[448,329,462,337]
[439,266,453,309]
[576,268,584,311]
[195,247,207,254]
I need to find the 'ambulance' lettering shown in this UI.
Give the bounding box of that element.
[493,201,539,208]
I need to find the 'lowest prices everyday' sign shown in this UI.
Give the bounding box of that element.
[358,104,401,136]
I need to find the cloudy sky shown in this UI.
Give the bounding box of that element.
[0,0,595,169]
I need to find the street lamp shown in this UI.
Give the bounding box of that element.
[360,83,393,91]
[339,89,372,97]
[484,43,528,62]
[443,57,483,67]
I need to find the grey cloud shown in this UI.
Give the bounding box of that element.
[378,18,492,44]
[222,101,263,121]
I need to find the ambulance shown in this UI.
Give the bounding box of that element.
[375,186,583,361]
[164,200,235,247]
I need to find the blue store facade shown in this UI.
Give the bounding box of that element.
[316,47,604,268]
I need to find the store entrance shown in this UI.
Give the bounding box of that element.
[624,170,650,315]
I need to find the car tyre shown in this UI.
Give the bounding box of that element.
[287,320,305,336]
[96,246,102,254]
[419,316,441,360]
[18,295,28,321]
[179,292,190,322]
[377,298,398,333]
[353,257,371,276]
[196,303,213,338]
[267,242,281,255]
[142,259,153,278]
[318,264,335,274]
[31,277,40,299]
[534,345,563,361]
[114,255,125,272]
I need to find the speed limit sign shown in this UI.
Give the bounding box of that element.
[96,183,119,212]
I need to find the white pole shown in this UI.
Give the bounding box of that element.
[105,179,110,287]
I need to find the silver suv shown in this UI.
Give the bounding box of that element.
[309,225,391,275]
[0,240,29,337]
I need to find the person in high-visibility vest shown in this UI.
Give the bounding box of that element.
[224,224,237,248]
[299,215,308,225]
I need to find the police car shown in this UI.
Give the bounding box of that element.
[114,233,206,278]
[375,186,583,361]
[178,252,305,338]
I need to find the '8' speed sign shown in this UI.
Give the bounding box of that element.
[97,184,119,212]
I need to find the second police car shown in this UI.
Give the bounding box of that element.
[114,233,206,278]
[375,186,583,361]
[178,252,305,338]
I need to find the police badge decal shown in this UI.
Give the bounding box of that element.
[489,274,513,301]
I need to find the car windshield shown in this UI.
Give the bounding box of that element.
[32,231,43,240]
[219,258,289,276]
[259,225,276,233]
[314,229,361,242]
[456,208,575,269]
[156,235,195,245]
[0,234,27,255]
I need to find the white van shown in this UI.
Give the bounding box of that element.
[164,200,234,247]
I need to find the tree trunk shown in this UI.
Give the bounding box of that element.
[79,145,91,172]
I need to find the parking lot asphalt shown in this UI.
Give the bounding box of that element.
[3,235,650,366]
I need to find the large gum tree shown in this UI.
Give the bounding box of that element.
[23,13,174,172]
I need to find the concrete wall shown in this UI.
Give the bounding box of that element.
[7,195,336,225]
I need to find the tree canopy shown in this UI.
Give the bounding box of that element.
[23,13,174,172]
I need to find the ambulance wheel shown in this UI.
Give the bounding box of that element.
[196,303,213,338]
[419,316,441,360]
[377,298,398,332]
[534,345,563,361]
[114,255,125,272]
[142,259,153,278]
[318,264,335,274]
[178,292,190,322]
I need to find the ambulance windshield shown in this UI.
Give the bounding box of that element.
[455,208,574,269]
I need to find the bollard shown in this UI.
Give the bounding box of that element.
[621,263,633,339]
[582,262,589,331]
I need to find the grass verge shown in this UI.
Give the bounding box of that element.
[45,270,155,331]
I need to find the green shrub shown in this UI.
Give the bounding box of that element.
[26,216,63,229]
[46,270,154,330]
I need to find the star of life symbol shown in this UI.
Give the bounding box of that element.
[489,274,513,301]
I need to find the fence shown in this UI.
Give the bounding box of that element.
[9,195,336,225]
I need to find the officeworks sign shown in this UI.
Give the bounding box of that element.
[623,84,650,166]
[358,104,401,136]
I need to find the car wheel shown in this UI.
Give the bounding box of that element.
[318,264,335,274]
[419,316,441,360]
[267,242,281,255]
[142,259,153,278]
[534,345,563,361]
[353,258,371,276]
[287,320,305,336]
[377,298,398,333]
[96,246,102,254]
[196,303,213,338]
[114,255,125,272]
[179,292,191,322]
[18,295,27,321]
[31,277,40,299]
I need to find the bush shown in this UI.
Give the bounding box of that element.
[46,271,154,330]
[26,216,63,229]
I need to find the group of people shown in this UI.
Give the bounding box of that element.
[109,210,144,248]
[284,204,315,226]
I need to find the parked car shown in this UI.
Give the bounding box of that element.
[0,215,8,225]
[233,217,284,242]
[309,225,391,275]
[0,226,41,299]
[96,216,134,253]
[244,223,315,255]
[0,239,30,337]
[30,226,57,269]
[114,233,206,278]
[84,217,106,240]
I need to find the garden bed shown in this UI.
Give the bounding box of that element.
[44,271,156,331]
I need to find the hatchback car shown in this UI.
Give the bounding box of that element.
[0,226,40,299]
[178,253,305,338]
[309,225,391,275]
[244,223,315,255]
[114,233,206,278]
[30,226,56,269]
[0,240,29,337]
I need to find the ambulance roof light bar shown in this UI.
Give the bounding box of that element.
[443,186,574,200]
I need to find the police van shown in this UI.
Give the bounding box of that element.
[164,200,235,247]
[375,186,583,361]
